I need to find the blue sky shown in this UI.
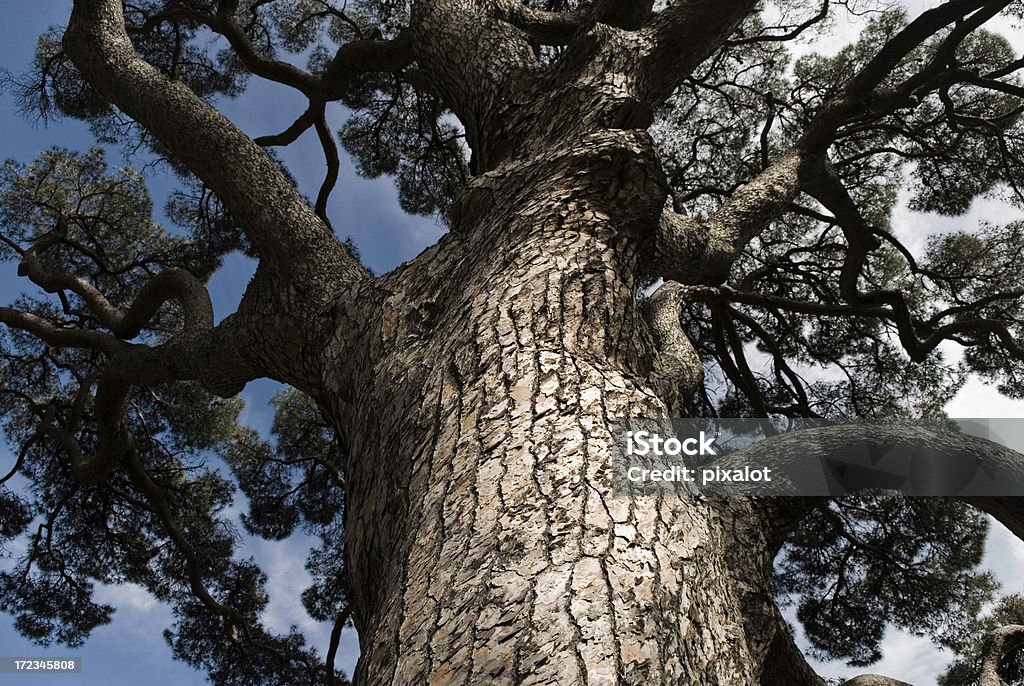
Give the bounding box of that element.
[1,3,1024,686]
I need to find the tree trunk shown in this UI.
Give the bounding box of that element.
[328,127,778,685]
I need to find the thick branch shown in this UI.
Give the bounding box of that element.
[117,268,213,339]
[651,148,811,284]
[644,281,703,412]
[35,376,125,485]
[721,424,1024,546]
[18,227,213,340]
[980,624,1024,686]
[638,0,757,107]
[844,0,994,99]
[409,0,540,157]
[0,307,123,354]
[649,0,1020,284]
[63,0,363,284]
[490,0,585,44]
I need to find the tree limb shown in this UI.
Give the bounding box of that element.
[650,148,811,284]
[490,0,586,44]
[17,221,214,340]
[729,0,829,46]
[638,0,756,107]
[313,102,340,228]
[644,281,703,413]
[980,624,1024,686]
[802,0,1009,149]
[805,161,1024,364]
[325,604,352,686]
[253,104,318,147]
[649,0,1016,284]
[63,0,364,285]
[0,307,123,354]
[132,4,414,100]
[722,424,1024,545]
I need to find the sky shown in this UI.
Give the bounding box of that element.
[0,2,1023,685]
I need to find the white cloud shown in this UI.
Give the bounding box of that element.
[94,582,161,614]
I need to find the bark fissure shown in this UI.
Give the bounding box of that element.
[325,118,780,683]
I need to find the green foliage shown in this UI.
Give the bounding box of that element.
[776,496,996,666]
[654,14,790,221]
[221,388,350,626]
[0,147,224,300]
[340,80,469,219]
[224,389,344,540]
[0,141,352,682]
[163,561,337,686]
[660,9,1024,420]
[923,222,1024,397]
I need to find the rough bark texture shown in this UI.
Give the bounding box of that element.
[326,128,779,684]
[302,12,790,679]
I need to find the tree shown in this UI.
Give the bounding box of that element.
[2,0,1024,684]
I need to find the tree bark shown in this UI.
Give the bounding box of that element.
[322,124,782,685]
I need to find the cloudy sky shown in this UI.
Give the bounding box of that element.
[1,1,1023,685]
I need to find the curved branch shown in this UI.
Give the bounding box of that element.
[253,104,318,147]
[132,5,414,100]
[644,281,703,413]
[313,102,340,228]
[650,149,811,284]
[63,0,364,285]
[117,268,214,339]
[18,227,214,340]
